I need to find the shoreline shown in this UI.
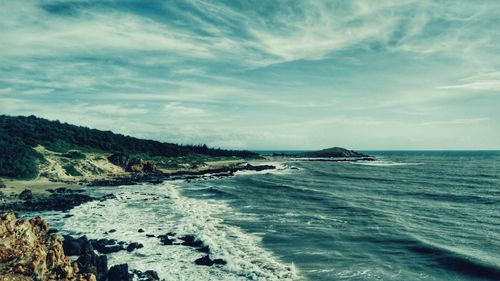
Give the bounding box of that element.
[0,161,292,280]
[0,161,277,212]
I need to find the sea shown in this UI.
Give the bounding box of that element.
[28,151,500,281]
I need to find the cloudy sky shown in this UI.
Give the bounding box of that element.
[1,0,499,150]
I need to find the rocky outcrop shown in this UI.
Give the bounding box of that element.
[0,212,95,281]
[107,153,157,174]
[0,188,93,212]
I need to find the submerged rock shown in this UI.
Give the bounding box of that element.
[0,212,95,280]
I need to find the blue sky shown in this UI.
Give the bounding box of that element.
[1,0,499,150]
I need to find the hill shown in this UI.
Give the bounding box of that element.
[0,115,257,179]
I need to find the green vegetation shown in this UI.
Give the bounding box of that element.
[300,147,367,158]
[63,163,83,177]
[0,115,258,179]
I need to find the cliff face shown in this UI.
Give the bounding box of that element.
[0,212,95,281]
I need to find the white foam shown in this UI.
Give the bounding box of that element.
[234,162,297,176]
[58,182,299,281]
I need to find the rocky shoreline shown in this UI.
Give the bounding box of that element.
[0,162,278,280]
[0,212,162,281]
[0,163,276,212]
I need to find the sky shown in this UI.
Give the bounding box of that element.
[1,0,499,150]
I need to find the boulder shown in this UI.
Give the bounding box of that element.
[179,235,203,248]
[158,234,174,245]
[76,236,108,281]
[108,264,132,281]
[126,242,144,252]
[63,235,88,256]
[194,255,227,266]
[132,269,160,281]
[90,238,124,254]
[18,189,33,201]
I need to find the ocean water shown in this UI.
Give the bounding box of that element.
[33,151,500,280]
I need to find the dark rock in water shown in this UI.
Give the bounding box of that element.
[213,258,227,265]
[194,255,227,266]
[194,255,213,266]
[180,235,203,248]
[138,228,145,233]
[19,189,33,201]
[108,264,132,281]
[100,193,116,201]
[241,163,276,172]
[90,238,125,254]
[197,246,210,253]
[108,229,117,233]
[158,234,174,245]
[127,242,144,252]
[132,269,160,281]
[146,234,155,238]
[75,236,108,281]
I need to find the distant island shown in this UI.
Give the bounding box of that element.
[269,147,372,160]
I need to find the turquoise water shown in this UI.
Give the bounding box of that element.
[33,151,500,280]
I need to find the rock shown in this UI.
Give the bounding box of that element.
[107,153,158,174]
[158,234,174,245]
[0,212,95,280]
[90,238,124,254]
[63,235,89,256]
[108,264,132,281]
[241,163,276,172]
[179,235,203,248]
[146,234,155,238]
[138,228,145,233]
[126,242,144,252]
[76,236,108,281]
[0,181,6,189]
[197,246,210,253]
[194,255,227,266]
[18,189,33,201]
[108,229,117,233]
[132,269,160,281]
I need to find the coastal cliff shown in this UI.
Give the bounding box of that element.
[0,212,94,281]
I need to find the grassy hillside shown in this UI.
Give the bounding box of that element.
[0,115,257,179]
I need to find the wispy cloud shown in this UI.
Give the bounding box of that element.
[1,1,499,149]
